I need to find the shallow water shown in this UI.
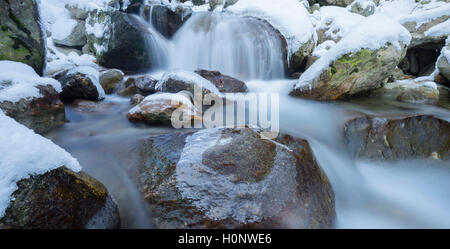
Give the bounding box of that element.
[47,9,450,228]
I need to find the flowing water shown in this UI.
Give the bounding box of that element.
[46,8,450,228]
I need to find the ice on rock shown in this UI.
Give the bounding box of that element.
[0,112,81,217]
[175,128,298,223]
[228,0,315,60]
[294,14,411,91]
[0,61,62,103]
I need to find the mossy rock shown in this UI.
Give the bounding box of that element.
[290,43,407,100]
[0,167,120,229]
[0,0,46,75]
[135,128,335,228]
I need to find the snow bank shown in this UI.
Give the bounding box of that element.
[0,112,81,217]
[228,0,315,60]
[294,14,411,91]
[312,6,364,42]
[0,61,62,103]
[156,70,222,95]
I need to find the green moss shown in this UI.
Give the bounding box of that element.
[338,48,373,68]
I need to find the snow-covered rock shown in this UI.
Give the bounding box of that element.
[377,0,450,48]
[0,61,65,133]
[0,112,120,228]
[347,0,376,17]
[156,70,223,98]
[373,79,440,104]
[127,92,201,125]
[52,66,105,101]
[312,6,364,44]
[228,0,316,72]
[291,14,411,100]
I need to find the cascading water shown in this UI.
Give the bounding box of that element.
[132,14,170,70]
[45,4,450,228]
[166,12,286,80]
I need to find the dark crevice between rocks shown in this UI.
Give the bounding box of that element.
[399,41,445,77]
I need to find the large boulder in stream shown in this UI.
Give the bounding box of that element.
[195,69,249,93]
[135,128,335,228]
[0,0,46,75]
[86,10,156,73]
[0,167,120,229]
[344,115,450,161]
[308,0,355,7]
[290,15,410,100]
[0,113,120,229]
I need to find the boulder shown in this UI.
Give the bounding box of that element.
[344,115,450,160]
[195,69,249,93]
[53,21,87,48]
[53,67,105,101]
[372,80,440,105]
[400,10,449,49]
[0,0,46,75]
[86,10,158,73]
[99,69,124,94]
[291,44,408,100]
[0,85,65,134]
[141,4,192,38]
[122,74,158,96]
[127,92,201,125]
[0,167,120,229]
[155,71,222,99]
[135,128,335,228]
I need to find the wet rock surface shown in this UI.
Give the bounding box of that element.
[127,92,200,125]
[0,167,120,229]
[344,115,450,160]
[53,69,103,101]
[0,85,65,134]
[195,69,249,93]
[136,128,335,228]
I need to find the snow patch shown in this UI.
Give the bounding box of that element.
[0,61,62,103]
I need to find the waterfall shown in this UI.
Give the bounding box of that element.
[168,12,286,80]
[133,14,170,71]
